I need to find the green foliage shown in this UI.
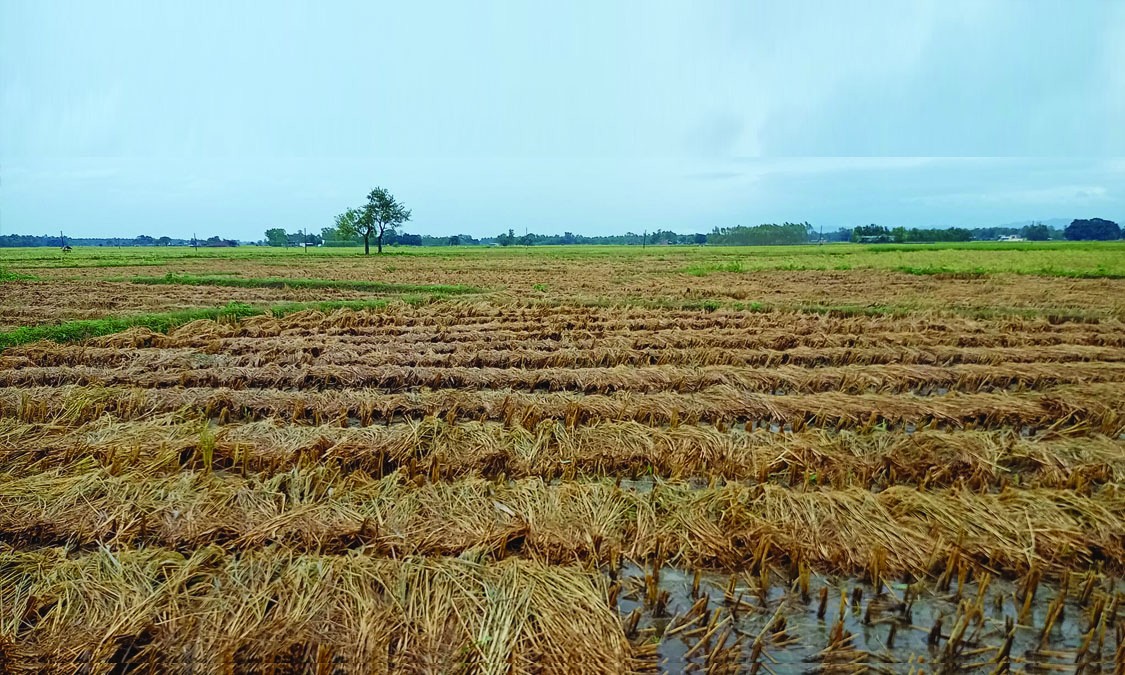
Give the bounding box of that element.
[709,223,810,246]
[2,240,1123,280]
[363,187,412,254]
[264,228,288,247]
[1021,223,1051,241]
[852,225,973,243]
[198,427,216,472]
[0,267,36,282]
[0,296,468,351]
[1065,218,1121,241]
[331,208,363,244]
[850,224,891,242]
[0,302,260,351]
[332,189,413,254]
[684,260,745,276]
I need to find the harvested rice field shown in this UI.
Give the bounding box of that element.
[1,244,1124,673]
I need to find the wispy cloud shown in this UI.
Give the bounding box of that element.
[908,185,1112,207]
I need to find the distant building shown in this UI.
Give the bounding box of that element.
[997,235,1025,242]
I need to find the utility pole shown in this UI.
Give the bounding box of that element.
[642,230,647,249]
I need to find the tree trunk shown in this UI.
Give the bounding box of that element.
[377,233,383,254]
[363,233,370,255]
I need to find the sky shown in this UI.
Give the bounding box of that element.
[2,0,1123,239]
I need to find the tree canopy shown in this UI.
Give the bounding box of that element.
[709,223,810,246]
[332,189,413,254]
[1065,218,1121,241]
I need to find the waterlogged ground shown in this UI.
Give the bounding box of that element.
[614,564,1120,672]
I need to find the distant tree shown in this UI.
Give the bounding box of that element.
[498,228,516,246]
[1022,222,1051,241]
[156,236,172,246]
[850,224,891,243]
[134,235,155,246]
[265,228,288,247]
[355,187,412,254]
[448,235,461,246]
[398,233,423,246]
[891,226,908,244]
[904,227,973,243]
[693,233,707,245]
[1065,218,1121,241]
[709,223,810,246]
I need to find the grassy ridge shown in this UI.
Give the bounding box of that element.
[0,267,36,282]
[129,273,479,295]
[0,303,261,350]
[0,298,454,351]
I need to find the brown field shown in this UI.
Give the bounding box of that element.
[1,246,1123,673]
[3,244,1125,330]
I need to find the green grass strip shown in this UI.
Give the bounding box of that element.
[0,268,37,282]
[129,273,479,295]
[0,303,260,350]
[0,297,452,351]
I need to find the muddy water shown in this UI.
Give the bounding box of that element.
[613,563,1122,673]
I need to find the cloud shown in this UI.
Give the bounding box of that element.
[684,170,743,181]
[907,185,1111,207]
[683,112,745,155]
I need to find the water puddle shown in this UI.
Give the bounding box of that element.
[612,563,1121,672]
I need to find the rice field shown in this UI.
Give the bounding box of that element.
[1,245,1123,673]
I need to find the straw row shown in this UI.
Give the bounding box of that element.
[0,546,632,674]
[3,383,1121,433]
[2,467,1120,577]
[3,416,1122,489]
[3,360,1123,396]
[72,313,1125,348]
[11,337,1124,374]
[87,301,1113,335]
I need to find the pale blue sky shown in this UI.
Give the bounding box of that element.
[2,0,1123,238]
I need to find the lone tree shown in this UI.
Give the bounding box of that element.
[264,228,288,247]
[337,187,411,254]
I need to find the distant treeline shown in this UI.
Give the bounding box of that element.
[0,234,238,248]
[2,219,1118,248]
[709,223,812,246]
[308,226,707,248]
